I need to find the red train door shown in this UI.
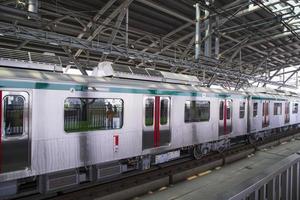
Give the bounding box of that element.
[143,96,170,149]
[0,91,30,173]
[219,99,232,136]
[262,101,270,128]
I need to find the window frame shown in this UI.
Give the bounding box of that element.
[253,102,258,117]
[273,102,282,116]
[292,103,299,114]
[64,97,124,133]
[184,100,210,123]
[144,97,155,127]
[160,97,170,126]
[239,101,246,119]
[1,91,29,138]
[262,102,269,116]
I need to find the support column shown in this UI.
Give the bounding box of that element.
[125,8,129,49]
[194,3,201,61]
[204,0,212,58]
[215,15,220,59]
[296,72,299,88]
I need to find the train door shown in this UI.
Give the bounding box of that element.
[143,96,171,149]
[285,102,290,124]
[0,91,30,173]
[219,99,232,136]
[262,101,270,128]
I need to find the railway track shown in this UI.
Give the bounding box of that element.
[12,128,300,200]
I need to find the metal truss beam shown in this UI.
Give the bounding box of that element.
[154,32,194,55]
[61,46,88,75]
[278,69,299,89]
[102,0,133,61]
[0,22,296,88]
[74,0,133,58]
[141,22,193,53]
[76,0,118,40]
[136,0,194,23]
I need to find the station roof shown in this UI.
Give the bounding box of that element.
[0,0,299,89]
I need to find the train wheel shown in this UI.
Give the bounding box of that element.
[248,134,258,144]
[193,145,209,160]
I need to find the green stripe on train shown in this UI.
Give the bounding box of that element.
[251,96,287,101]
[109,88,201,96]
[0,80,88,91]
[0,79,252,99]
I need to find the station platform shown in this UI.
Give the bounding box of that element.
[135,137,300,200]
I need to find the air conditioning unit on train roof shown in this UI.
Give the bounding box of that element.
[245,87,278,95]
[92,62,201,85]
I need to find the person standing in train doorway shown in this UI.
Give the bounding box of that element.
[106,102,114,129]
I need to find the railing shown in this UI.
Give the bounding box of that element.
[220,151,300,200]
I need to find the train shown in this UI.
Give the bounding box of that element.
[0,62,299,197]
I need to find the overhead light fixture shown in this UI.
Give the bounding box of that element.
[129,56,135,59]
[49,42,58,46]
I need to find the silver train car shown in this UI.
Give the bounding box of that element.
[0,65,300,197]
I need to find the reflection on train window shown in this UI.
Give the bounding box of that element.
[262,102,269,116]
[160,99,169,125]
[285,102,290,124]
[226,101,231,119]
[219,101,223,120]
[262,102,270,128]
[64,98,123,132]
[285,102,290,114]
[145,98,154,126]
[185,101,210,123]
[239,102,245,118]
[3,95,25,136]
[273,103,282,115]
[292,103,298,114]
[253,102,258,117]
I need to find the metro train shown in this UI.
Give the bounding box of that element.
[0,63,300,197]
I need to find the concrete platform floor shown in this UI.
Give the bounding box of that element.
[135,138,300,200]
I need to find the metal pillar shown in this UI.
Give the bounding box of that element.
[297,72,299,88]
[215,15,220,59]
[125,8,129,49]
[194,3,201,61]
[204,0,212,58]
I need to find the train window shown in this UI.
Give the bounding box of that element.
[64,98,123,132]
[185,101,210,123]
[239,102,245,118]
[262,102,269,116]
[273,103,282,115]
[160,99,169,125]
[145,98,154,126]
[219,101,224,120]
[285,102,290,114]
[253,102,258,117]
[285,102,290,124]
[3,95,25,136]
[292,103,298,114]
[226,101,231,119]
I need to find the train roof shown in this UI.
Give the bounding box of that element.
[0,66,299,100]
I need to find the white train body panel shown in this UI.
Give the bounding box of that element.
[0,67,300,185]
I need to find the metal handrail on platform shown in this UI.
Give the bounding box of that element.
[221,151,300,200]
